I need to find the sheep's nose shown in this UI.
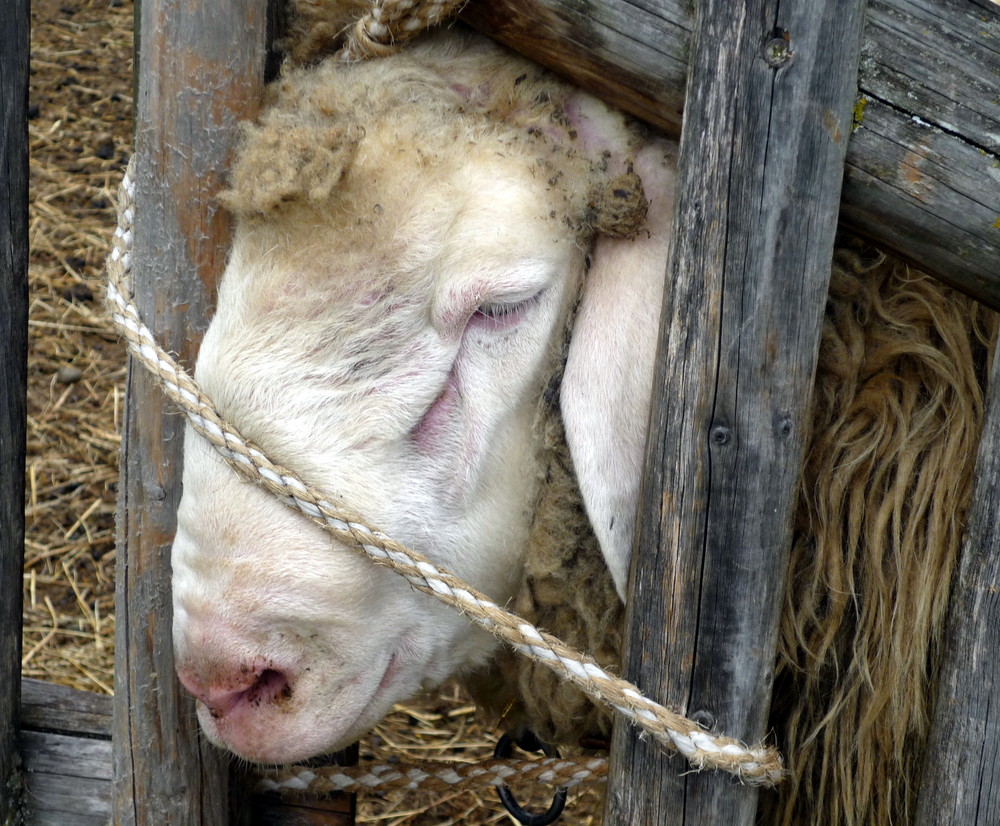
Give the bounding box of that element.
[177,665,291,719]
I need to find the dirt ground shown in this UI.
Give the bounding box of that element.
[23,2,603,823]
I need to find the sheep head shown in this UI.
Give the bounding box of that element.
[171,31,675,764]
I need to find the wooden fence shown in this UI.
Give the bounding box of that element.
[1,0,999,823]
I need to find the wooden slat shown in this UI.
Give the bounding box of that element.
[21,731,111,782]
[118,2,355,823]
[913,339,1000,822]
[20,678,113,738]
[19,680,113,825]
[605,1,867,822]
[463,0,689,134]
[461,0,1000,308]
[23,808,109,826]
[20,769,111,826]
[20,730,112,823]
[114,1,271,823]
[0,0,29,820]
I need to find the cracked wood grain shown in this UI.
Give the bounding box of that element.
[113,1,270,823]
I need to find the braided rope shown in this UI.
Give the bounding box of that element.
[256,755,608,796]
[105,159,783,787]
[338,0,467,60]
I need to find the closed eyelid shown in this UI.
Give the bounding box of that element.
[432,263,554,337]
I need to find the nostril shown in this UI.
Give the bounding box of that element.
[177,665,293,719]
[246,669,291,708]
[204,686,248,719]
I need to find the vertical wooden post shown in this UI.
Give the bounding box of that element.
[913,347,1000,823]
[113,1,269,822]
[605,1,867,823]
[0,0,29,821]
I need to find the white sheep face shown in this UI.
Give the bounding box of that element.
[171,34,674,764]
[172,157,590,763]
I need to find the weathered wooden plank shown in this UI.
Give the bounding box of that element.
[20,731,113,781]
[19,682,113,825]
[462,0,689,134]
[24,811,108,826]
[20,730,112,826]
[19,679,112,739]
[114,1,272,824]
[20,733,112,824]
[0,0,29,820]
[845,0,1000,304]
[119,2,356,823]
[605,1,867,823]
[861,0,1000,150]
[842,94,1000,307]
[461,0,1000,308]
[19,772,110,826]
[22,778,111,826]
[913,329,1000,822]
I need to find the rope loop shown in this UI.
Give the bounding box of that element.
[104,0,786,804]
[106,0,789,789]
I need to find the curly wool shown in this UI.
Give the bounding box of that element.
[221,28,649,244]
[282,0,372,64]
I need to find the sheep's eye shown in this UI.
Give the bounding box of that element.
[475,301,520,322]
[471,292,543,331]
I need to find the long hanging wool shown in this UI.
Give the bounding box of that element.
[764,242,995,826]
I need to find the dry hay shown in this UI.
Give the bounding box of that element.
[23,0,132,696]
[24,1,603,822]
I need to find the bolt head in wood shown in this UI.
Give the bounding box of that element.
[762,33,793,68]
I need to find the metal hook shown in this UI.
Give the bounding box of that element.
[493,731,568,826]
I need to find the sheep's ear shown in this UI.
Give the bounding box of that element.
[560,139,676,601]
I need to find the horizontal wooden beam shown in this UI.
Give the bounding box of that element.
[20,680,114,826]
[462,0,1000,309]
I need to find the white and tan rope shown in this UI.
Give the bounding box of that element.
[106,159,783,790]
[256,755,608,796]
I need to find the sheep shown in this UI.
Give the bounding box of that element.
[169,17,996,826]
